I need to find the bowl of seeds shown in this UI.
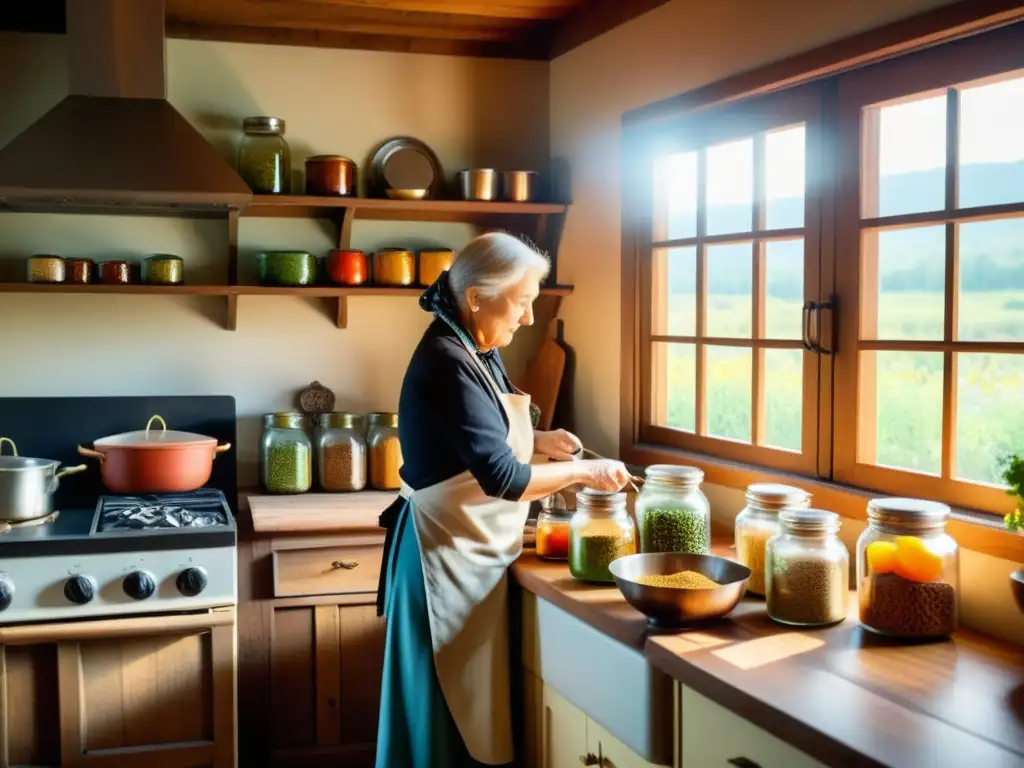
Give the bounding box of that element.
[609,552,751,628]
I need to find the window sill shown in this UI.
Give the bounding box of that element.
[622,442,1023,563]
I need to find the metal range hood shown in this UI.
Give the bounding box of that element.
[0,0,251,215]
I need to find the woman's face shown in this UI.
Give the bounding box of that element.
[468,271,541,350]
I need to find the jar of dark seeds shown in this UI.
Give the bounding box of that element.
[568,488,636,583]
[766,508,849,627]
[634,465,710,555]
[259,412,312,494]
[316,412,366,492]
[238,116,291,194]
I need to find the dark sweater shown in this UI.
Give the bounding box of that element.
[397,319,532,500]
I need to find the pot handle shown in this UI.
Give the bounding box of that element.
[0,437,17,456]
[213,443,233,457]
[56,464,87,480]
[146,414,168,438]
[77,445,106,463]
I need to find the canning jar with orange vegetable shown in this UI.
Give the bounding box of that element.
[535,493,571,560]
[856,498,959,639]
[373,248,415,286]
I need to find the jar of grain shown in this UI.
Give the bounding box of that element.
[634,465,710,555]
[238,116,291,194]
[735,483,811,596]
[536,493,571,561]
[315,412,367,492]
[367,412,403,490]
[259,412,312,494]
[568,489,636,583]
[856,498,959,639]
[766,508,849,627]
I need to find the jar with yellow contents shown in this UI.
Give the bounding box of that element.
[373,248,415,287]
[419,248,455,287]
[366,412,403,490]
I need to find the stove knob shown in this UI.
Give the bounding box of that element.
[0,573,14,612]
[64,575,96,605]
[177,567,208,597]
[123,570,157,600]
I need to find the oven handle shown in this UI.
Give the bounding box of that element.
[0,607,234,645]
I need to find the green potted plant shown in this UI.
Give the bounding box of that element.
[1002,454,1024,613]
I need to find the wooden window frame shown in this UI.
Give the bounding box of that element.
[833,22,1024,515]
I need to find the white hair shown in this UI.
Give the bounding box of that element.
[448,232,551,306]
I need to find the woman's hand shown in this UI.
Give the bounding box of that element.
[534,429,583,461]
[577,459,631,492]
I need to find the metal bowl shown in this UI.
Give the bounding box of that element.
[609,552,751,628]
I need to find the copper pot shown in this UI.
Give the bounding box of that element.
[77,415,232,493]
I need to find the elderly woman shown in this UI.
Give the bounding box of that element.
[374,232,629,767]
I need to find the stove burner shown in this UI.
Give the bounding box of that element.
[0,510,60,533]
[98,490,229,532]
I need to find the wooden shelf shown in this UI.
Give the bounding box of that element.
[242,195,568,221]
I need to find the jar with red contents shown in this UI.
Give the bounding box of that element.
[326,249,368,286]
[535,493,571,561]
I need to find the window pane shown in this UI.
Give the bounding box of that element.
[706,345,751,442]
[865,225,945,341]
[764,348,803,452]
[653,152,698,240]
[706,139,753,235]
[706,242,752,338]
[765,239,804,339]
[866,351,942,475]
[955,353,1024,485]
[765,125,805,230]
[652,342,695,432]
[651,247,696,336]
[958,74,1024,208]
[866,94,947,218]
[958,218,1024,342]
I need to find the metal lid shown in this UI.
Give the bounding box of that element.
[144,253,183,262]
[242,116,286,135]
[93,415,216,448]
[307,154,352,163]
[367,412,399,429]
[264,412,306,430]
[575,488,627,515]
[318,412,359,429]
[746,483,811,510]
[867,497,949,529]
[645,464,704,487]
[779,507,841,534]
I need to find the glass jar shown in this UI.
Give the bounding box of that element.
[735,483,811,596]
[568,489,636,583]
[765,508,849,627]
[857,498,959,638]
[536,493,571,561]
[373,249,415,286]
[634,465,710,555]
[260,413,312,494]
[419,248,456,287]
[238,116,291,194]
[316,412,367,492]
[367,412,403,490]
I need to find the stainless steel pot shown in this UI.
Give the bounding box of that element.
[501,170,539,202]
[459,168,499,201]
[0,437,86,522]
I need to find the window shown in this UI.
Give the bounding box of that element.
[627,22,1024,516]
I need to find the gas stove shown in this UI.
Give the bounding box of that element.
[0,488,236,625]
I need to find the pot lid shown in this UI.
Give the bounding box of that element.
[0,456,59,472]
[93,415,216,449]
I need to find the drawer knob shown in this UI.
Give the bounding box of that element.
[331,560,359,570]
[728,759,763,768]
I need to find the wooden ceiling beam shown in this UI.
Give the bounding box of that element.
[547,0,674,59]
[289,0,586,21]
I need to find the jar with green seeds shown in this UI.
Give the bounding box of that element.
[568,489,636,583]
[635,465,711,555]
[238,116,291,194]
[260,412,312,494]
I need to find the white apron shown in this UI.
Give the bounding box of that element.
[401,339,533,765]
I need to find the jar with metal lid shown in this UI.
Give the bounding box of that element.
[568,489,636,583]
[536,493,571,561]
[766,508,849,627]
[634,465,710,555]
[735,483,811,596]
[238,116,291,194]
[260,413,312,494]
[316,412,367,492]
[857,498,958,638]
[367,412,403,490]
[373,249,415,286]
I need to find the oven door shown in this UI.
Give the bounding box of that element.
[0,607,236,768]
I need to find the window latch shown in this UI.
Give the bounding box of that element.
[802,295,835,355]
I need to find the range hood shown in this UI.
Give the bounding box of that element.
[0,0,252,215]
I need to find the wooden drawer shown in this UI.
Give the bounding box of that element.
[273,543,384,598]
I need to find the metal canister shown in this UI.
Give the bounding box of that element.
[66,258,95,284]
[305,155,356,196]
[26,255,65,283]
[418,248,455,287]
[459,168,499,201]
[501,170,539,202]
[99,261,132,285]
[142,254,184,285]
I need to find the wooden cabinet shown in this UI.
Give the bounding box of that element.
[674,684,826,768]
[0,609,236,768]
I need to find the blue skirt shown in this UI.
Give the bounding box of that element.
[375,500,493,768]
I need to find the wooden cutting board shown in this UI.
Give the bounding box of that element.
[519,319,566,431]
[247,491,398,534]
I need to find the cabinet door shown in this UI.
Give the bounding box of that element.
[522,670,543,768]
[588,718,667,768]
[541,683,590,768]
[270,602,385,767]
[679,685,826,768]
[0,643,60,767]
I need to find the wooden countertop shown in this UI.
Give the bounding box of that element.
[510,540,1024,768]
[241,490,397,535]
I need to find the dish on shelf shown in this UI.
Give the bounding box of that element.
[257,251,317,287]
[385,188,429,200]
[368,137,443,199]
